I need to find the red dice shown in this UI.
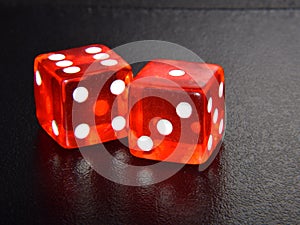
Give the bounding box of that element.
[128,59,225,165]
[34,44,133,148]
[34,44,225,167]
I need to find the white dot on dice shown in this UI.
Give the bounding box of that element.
[85,46,102,54]
[35,70,42,86]
[56,60,73,67]
[176,102,192,118]
[73,87,89,103]
[207,97,212,113]
[52,120,59,136]
[110,80,125,95]
[207,135,213,151]
[112,116,126,131]
[63,66,81,74]
[168,69,186,77]
[156,119,173,135]
[137,136,154,151]
[219,119,224,134]
[213,108,218,124]
[48,54,66,61]
[101,59,118,66]
[219,82,224,98]
[93,53,110,60]
[74,123,90,139]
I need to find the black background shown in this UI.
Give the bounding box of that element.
[0,1,299,224]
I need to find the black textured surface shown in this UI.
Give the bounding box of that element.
[0,3,299,224]
[3,0,300,9]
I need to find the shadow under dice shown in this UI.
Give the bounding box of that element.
[128,59,225,165]
[34,44,133,148]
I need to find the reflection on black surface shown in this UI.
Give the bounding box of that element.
[35,129,225,224]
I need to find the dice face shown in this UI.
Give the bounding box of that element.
[128,59,225,165]
[34,44,133,148]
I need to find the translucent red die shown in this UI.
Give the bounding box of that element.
[34,44,133,148]
[128,59,225,165]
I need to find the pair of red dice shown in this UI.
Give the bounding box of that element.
[34,44,225,165]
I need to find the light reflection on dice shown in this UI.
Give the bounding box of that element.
[128,59,225,165]
[34,44,133,148]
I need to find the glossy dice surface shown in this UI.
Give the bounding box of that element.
[34,44,132,148]
[128,59,225,165]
